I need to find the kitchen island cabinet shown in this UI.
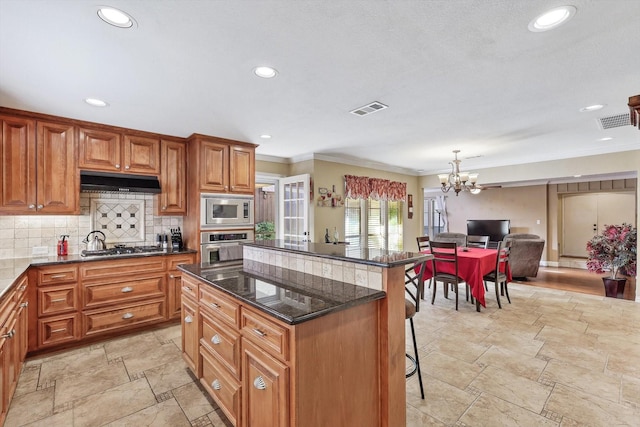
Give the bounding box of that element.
[179,239,428,427]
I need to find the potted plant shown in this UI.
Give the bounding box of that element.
[586,223,637,298]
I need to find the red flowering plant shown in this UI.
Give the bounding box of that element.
[586,223,637,279]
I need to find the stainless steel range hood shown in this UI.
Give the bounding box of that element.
[80,171,161,194]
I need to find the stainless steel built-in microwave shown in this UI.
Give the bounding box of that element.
[200,194,254,228]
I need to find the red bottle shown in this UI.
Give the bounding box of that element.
[57,235,68,256]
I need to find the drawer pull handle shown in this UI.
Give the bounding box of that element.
[1,330,15,339]
[253,376,267,390]
[51,328,66,333]
[50,274,67,279]
[169,274,175,279]
[19,285,27,291]
[210,302,220,309]
[121,287,134,293]
[211,334,222,345]
[122,312,134,320]
[51,298,67,303]
[185,315,193,324]
[20,302,29,308]
[212,379,221,390]
[183,286,192,292]
[252,328,267,338]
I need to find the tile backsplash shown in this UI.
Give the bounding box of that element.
[0,193,183,259]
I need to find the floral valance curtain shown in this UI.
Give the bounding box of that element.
[344,174,407,201]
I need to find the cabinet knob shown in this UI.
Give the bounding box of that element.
[115,164,121,169]
[184,315,193,324]
[28,204,35,209]
[211,334,222,345]
[169,274,175,279]
[37,204,44,209]
[212,379,221,390]
[122,312,134,320]
[253,376,267,390]
[1,330,15,339]
[162,206,167,210]
[125,165,130,170]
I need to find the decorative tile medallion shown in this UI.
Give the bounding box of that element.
[90,199,145,244]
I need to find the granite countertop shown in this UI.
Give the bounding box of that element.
[244,240,430,268]
[0,249,197,299]
[179,262,386,325]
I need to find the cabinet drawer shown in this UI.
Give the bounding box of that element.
[83,299,165,336]
[38,314,80,347]
[167,254,195,271]
[241,308,290,362]
[201,310,240,379]
[181,275,199,301]
[38,265,78,285]
[38,285,78,316]
[201,346,241,427]
[80,258,166,280]
[83,274,165,308]
[200,285,240,328]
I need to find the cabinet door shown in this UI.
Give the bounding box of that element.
[181,295,200,375]
[242,339,289,427]
[37,121,78,213]
[167,271,182,320]
[0,335,7,423]
[200,141,229,192]
[78,126,122,172]
[123,135,160,175]
[158,140,186,215]
[229,145,255,194]
[0,115,36,213]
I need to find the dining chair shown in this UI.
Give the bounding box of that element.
[482,240,512,308]
[433,232,467,248]
[405,259,427,399]
[416,236,430,251]
[429,241,467,311]
[467,235,489,248]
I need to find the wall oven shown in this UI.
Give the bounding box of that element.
[200,230,254,265]
[201,193,254,229]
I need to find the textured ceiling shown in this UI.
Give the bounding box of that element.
[1,0,639,177]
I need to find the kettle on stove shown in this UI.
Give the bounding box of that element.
[84,230,107,251]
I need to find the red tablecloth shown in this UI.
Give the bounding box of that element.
[419,248,508,308]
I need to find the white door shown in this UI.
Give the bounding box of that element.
[562,192,636,257]
[278,174,310,245]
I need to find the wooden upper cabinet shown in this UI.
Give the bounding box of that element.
[195,138,255,194]
[78,127,121,172]
[0,115,36,213]
[37,121,78,214]
[200,141,229,192]
[123,135,160,175]
[78,127,160,175]
[0,116,77,214]
[157,140,186,215]
[230,145,255,194]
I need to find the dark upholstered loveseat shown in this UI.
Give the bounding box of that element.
[503,233,545,279]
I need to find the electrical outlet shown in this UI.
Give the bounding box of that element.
[536,219,541,225]
[32,246,49,256]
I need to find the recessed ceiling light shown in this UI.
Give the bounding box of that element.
[599,137,613,141]
[97,7,135,28]
[260,134,272,139]
[254,66,278,79]
[84,98,109,107]
[528,6,576,32]
[579,104,605,112]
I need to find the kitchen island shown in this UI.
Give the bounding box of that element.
[179,240,430,427]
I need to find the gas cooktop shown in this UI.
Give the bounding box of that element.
[81,245,164,257]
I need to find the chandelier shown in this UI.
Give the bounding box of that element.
[438,150,479,196]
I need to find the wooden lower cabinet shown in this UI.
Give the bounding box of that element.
[182,274,381,427]
[38,314,79,347]
[167,254,196,319]
[83,299,165,336]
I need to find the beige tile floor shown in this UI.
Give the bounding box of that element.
[5,281,640,426]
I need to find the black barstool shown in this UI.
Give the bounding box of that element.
[405,259,426,399]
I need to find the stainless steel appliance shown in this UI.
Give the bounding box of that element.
[200,230,254,265]
[81,245,164,257]
[200,194,254,229]
[83,230,107,251]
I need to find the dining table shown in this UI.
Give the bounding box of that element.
[419,247,510,310]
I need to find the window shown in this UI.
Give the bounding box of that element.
[345,198,403,250]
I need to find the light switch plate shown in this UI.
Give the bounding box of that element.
[32,246,49,256]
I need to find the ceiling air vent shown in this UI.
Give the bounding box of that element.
[597,113,631,130]
[350,101,388,116]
